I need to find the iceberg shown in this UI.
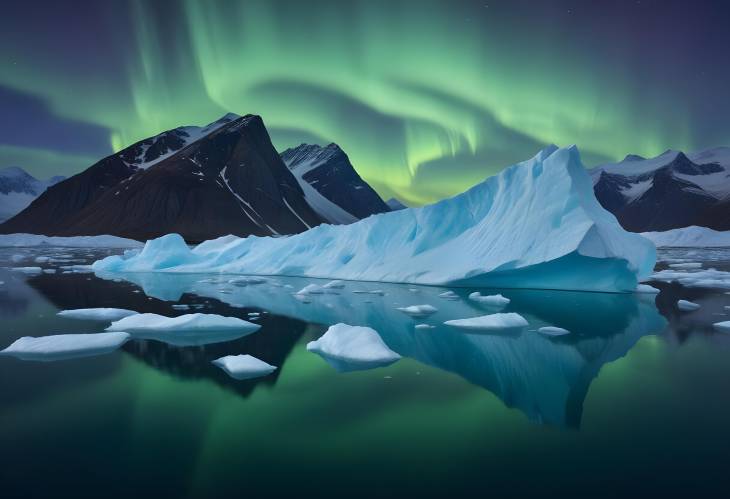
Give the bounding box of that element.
[211,354,277,380]
[444,312,528,331]
[0,332,130,361]
[306,323,401,372]
[58,308,139,321]
[714,321,730,332]
[106,313,260,346]
[92,146,655,292]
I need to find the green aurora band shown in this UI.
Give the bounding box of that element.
[0,0,696,203]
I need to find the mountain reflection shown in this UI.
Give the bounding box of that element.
[29,270,667,427]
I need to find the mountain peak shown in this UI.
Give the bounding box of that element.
[623,154,645,162]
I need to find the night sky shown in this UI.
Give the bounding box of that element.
[1,0,728,204]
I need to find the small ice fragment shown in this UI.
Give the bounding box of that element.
[211,354,276,380]
[11,266,42,274]
[713,321,730,332]
[635,284,660,294]
[537,326,570,336]
[296,284,325,295]
[58,308,139,321]
[677,300,701,311]
[468,292,510,307]
[444,312,528,330]
[415,324,435,330]
[438,291,459,300]
[0,332,130,361]
[34,256,51,263]
[396,304,438,317]
[171,304,190,310]
[668,262,702,269]
[228,276,267,286]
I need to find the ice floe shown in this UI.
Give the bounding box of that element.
[211,354,277,380]
[106,313,260,346]
[537,326,571,336]
[0,233,143,248]
[444,312,528,331]
[713,321,730,332]
[468,292,510,307]
[677,300,701,311]
[0,332,130,361]
[57,308,139,321]
[635,284,660,294]
[396,304,438,317]
[306,323,401,371]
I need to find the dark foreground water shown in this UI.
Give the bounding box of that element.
[1,246,730,498]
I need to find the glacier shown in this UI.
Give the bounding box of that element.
[92,146,656,292]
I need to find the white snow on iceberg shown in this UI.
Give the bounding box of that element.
[0,332,130,361]
[58,308,139,322]
[641,226,730,248]
[212,354,277,380]
[0,233,143,248]
[444,312,528,331]
[92,146,655,292]
[106,313,260,346]
[306,323,401,372]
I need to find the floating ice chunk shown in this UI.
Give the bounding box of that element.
[58,308,139,321]
[415,324,435,330]
[34,256,51,263]
[444,312,528,331]
[11,266,42,274]
[306,323,401,372]
[439,291,459,300]
[322,280,345,289]
[668,262,702,269]
[537,326,570,336]
[0,332,130,361]
[713,321,730,332]
[211,354,277,380]
[650,269,730,290]
[677,300,701,311]
[171,304,190,310]
[352,289,385,296]
[635,284,660,294]
[106,313,260,346]
[42,268,56,274]
[396,304,438,317]
[468,292,510,307]
[92,146,655,292]
[10,254,24,262]
[228,276,267,286]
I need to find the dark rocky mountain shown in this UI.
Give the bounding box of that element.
[0,114,323,242]
[0,167,65,222]
[592,148,730,232]
[281,143,391,224]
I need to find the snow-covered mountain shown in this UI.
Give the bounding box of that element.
[0,167,65,223]
[0,114,323,242]
[280,143,391,224]
[592,147,730,232]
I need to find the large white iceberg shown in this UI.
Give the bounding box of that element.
[0,332,130,361]
[92,146,655,292]
[106,313,260,346]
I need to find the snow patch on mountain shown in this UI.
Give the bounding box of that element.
[641,226,730,247]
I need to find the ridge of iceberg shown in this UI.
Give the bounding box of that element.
[92,146,656,292]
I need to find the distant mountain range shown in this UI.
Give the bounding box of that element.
[0,114,393,242]
[592,147,730,232]
[0,167,65,223]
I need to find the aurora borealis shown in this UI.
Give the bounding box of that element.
[2,0,729,204]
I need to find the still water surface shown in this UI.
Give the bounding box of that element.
[1,246,729,497]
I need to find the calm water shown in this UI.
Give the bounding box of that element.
[2,246,730,498]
